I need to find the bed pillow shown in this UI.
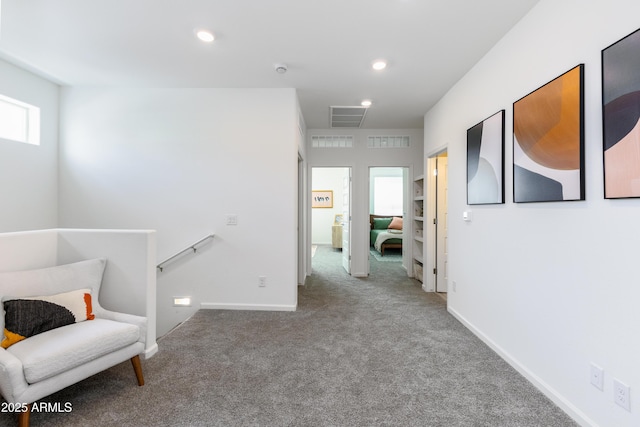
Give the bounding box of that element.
[388,217,403,230]
[2,289,95,349]
[372,217,392,229]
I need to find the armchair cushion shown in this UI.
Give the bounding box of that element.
[6,319,140,384]
[2,289,95,349]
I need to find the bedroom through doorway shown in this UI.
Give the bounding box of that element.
[310,167,351,274]
[368,167,410,276]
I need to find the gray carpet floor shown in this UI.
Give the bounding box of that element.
[369,247,403,262]
[2,245,577,426]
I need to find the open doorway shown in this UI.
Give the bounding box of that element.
[368,167,410,275]
[311,167,351,274]
[425,150,448,294]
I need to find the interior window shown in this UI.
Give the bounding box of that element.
[0,94,40,145]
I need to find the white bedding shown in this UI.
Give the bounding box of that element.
[374,229,403,252]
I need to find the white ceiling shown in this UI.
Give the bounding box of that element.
[0,0,539,129]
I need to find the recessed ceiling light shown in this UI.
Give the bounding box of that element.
[372,60,387,71]
[361,100,372,107]
[196,30,215,43]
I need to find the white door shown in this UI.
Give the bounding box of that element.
[436,155,448,292]
[342,168,351,274]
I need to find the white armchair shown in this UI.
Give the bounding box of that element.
[0,258,147,427]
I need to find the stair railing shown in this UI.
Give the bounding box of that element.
[157,233,215,272]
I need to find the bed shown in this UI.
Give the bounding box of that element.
[369,215,403,256]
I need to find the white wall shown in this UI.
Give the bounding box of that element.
[58,88,300,336]
[307,129,423,276]
[311,167,346,244]
[0,59,58,232]
[423,1,640,425]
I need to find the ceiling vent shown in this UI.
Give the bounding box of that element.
[330,106,368,128]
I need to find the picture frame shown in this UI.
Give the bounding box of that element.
[467,110,505,205]
[512,64,585,203]
[602,28,640,199]
[312,190,333,208]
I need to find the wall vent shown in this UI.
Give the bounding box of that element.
[330,106,368,128]
[367,136,410,148]
[311,135,354,148]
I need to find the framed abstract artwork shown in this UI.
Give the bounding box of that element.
[467,110,505,205]
[602,28,640,199]
[512,64,585,203]
[312,190,333,208]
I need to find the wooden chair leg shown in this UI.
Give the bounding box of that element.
[17,404,31,427]
[130,355,145,386]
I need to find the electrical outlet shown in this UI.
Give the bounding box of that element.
[613,379,630,411]
[590,363,604,391]
[258,276,266,287]
[225,214,238,225]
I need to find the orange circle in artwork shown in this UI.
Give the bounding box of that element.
[514,67,581,170]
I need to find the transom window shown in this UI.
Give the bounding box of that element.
[367,136,410,148]
[311,135,353,148]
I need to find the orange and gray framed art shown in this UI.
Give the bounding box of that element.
[602,28,640,199]
[512,64,585,203]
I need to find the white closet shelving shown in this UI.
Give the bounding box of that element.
[412,174,424,282]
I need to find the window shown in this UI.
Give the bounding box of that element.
[367,136,410,148]
[373,176,403,216]
[0,94,40,145]
[311,135,353,148]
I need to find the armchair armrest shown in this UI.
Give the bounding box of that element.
[94,306,147,346]
[0,349,29,403]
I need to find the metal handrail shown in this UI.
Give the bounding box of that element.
[157,233,215,272]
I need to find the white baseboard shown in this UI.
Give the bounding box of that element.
[421,283,433,292]
[143,343,159,359]
[201,303,296,311]
[447,306,597,427]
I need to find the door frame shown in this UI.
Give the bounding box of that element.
[341,168,352,274]
[309,166,352,274]
[425,147,448,293]
[298,153,306,285]
[366,165,413,276]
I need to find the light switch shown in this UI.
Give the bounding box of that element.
[463,211,472,222]
[225,214,238,225]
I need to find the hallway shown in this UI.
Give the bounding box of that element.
[304,245,575,426]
